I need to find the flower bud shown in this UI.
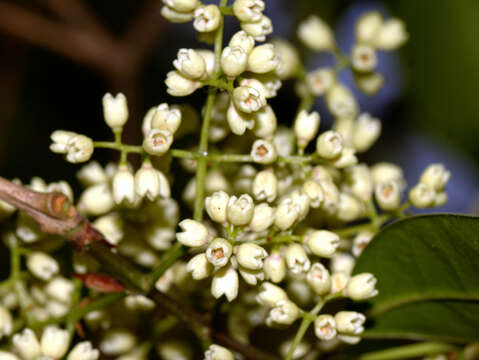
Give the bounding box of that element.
[211,266,239,302]
[226,101,254,135]
[420,164,450,191]
[78,184,115,216]
[305,230,340,258]
[314,315,337,340]
[354,71,384,95]
[373,18,408,50]
[176,219,209,247]
[272,38,300,80]
[285,243,310,274]
[50,130,76,154]
[356,11,382,44]
[150,103,182,134]
[294,110,320,148]
[26,252,59,281]
[221,46,248,77]
[161,6,194,23]
[135,162,160,201]
[238,267,264,285]
[331,147,358,169]
[434,192,448,207]
[274,201,299,230]
[143,129,173,156]
[41,326,70,359]
[206,238,233,268]
[249,203,275,233]
[254,105,277,138]
[352,113,381,153]
[337,193,363,222]
[174,48,206,79]
[326,83,358,119]
[205,191,229,224]
[316,130,343,159]
[164,0,199,13]
[251,141,278,165]
[102,93,128,131]
[13,328,41,360]
[351,44,377,73]
[77,161,108,186]
[45,276,74,303]
[196,49,216,76]
[307,262,331,295]
[247,44,279,73]
[344,164,373,201]
[335,311,366,334]
[256,282,288,309]
[331,272,350,294]
[375,180,401,211]
[302,180,324,208]
[227,194,254,226]
[371,162,405,188]
[330,253,355,275]
[112,165,136,205]
[345,273,378,300]
[0,306,12,339]
[409,183,435,208]
[241,15,273,42]
[165,71,200,97]
[240,78,269,99]
[67,341,100,360]
[100,330,136,356]
[338,334,361,344]
[236,243,267,270]
[352,230,374,258]
[306,68,335,96]
[187,253,213,280]
[233,86,266,113]
[233,0,264,22]
[229,30,255,54]
[263,251,286,283]
[267,299,300,326]
[252,169,278,202]
[297,15,335,51]
[66,134,94,163]
[205,344,234,360]
[194,5,221,32]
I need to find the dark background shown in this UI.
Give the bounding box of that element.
[0,0,478,213]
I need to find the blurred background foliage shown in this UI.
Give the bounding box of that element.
[0,0,478,213]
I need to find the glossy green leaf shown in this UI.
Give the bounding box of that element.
[353,214,479,343]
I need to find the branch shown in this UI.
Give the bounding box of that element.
[0,176,279,360]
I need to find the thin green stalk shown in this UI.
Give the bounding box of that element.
[148,242,184,286]
[358,342,456,360]
[66,278,83,335]
[94,141,143,154]
[68,292,125,323]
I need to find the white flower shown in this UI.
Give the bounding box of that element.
[13,328,41,360]
[253,105,277,138]
[226,101,254,135]
[284,243,310,274]
[238,267,264,285]
[331,272,350,294]
[316,130,344,159]
[373,18,408,50]
[256,282,288,307]
[221,46,248,77]
[274,201,299,231]
[247,44,279,73]
[267,299,300,326]
[41,326,70,359]
[193,5,221,32]
[78,183,115,216]
[196,49,216,76]
[186,253,213,280]
[330,253,356,275]
[204,344,234,360]
[233,0,264,22]
[375,180,401,211]
[354,71,384,95]
[420,164,450,191]
[241,15,273,42]
[100,330,136,356]
[161,6,194,23]
[173,48,206,79]
[306,263,331,295]
[305,230,340,258]
[176,219,209,247]
[251,139,277,164]
[143,128,173,156]
[164,0,199,13]
[150,103,182,134]
[112,165,136,205]
[338,334,361,344]
[371,162,405,188]
[352,230,374,258]
[345,164,373,202]
[0,306,12,339]
[45,276,74,304]
[205,191,230,224]
[302,180,324,208]
[263,251,286,283]
[227,194,255,226]
[294,110,320,148]
[249,203,275,233]
[314,315,337,340]
[335,311,366,334]
[229,30,255,54]
[233,86,266,113]
[352,113,382,153]
[306,68,335,96]
[409,183,435,208]
[337,193,363,222]
[165,71,200,97]
[345,273,378,300]
[252,169,277,202]
[206,238,233,268]
[355,11,382,44]
[272,38,300,80]
[26,252,59,281]
[236,243,267,270]
[67,341,100,360]
[66,134,94,163]
[211,266,239,302]
[50,130,76,154]
[325,83,358,118]
[297,15,335,51]
[77,161,108,186]
[351,44,377,73]
[102,93,129,131]
[135,162,161,201]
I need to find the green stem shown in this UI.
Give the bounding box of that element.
[358,342,457,360]
[94,141,143,154]
[148,242,184,286]
[68,292,125,323]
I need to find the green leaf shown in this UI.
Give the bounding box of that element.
[353,214,479,343]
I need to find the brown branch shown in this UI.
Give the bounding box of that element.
[0,176,279,360]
